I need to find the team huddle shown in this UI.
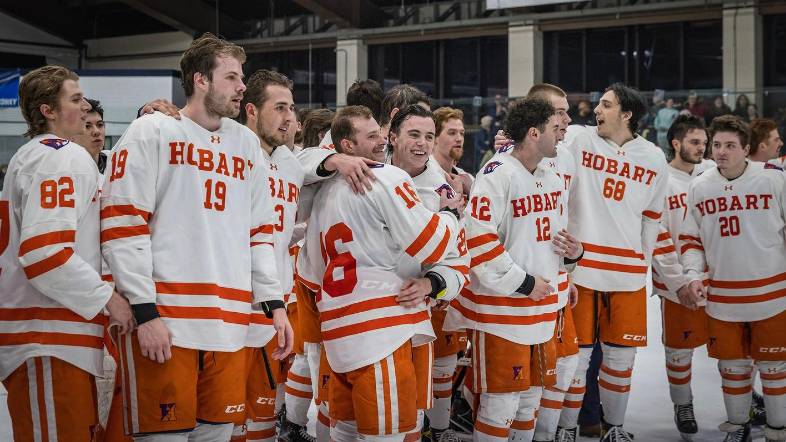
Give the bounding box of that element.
[0,32,785,442]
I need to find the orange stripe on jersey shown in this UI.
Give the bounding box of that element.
[288,371,311,385]
[463,290,558,308]
[0,307,107,325]
[680,244,704,254]
[406,214,439,257]
[653,245,676,256]
[710,272,786,289]
[449,265,470,275]
[100,225,150,243]
[251,241,274,247]
[157,305,249,325]
[23,248,73,279]
[285,385,313,399]
[763,386,786,395]
[102,274,113,282]
[467,233,499,249]
[470,244,505,268]
[155,282,252,303]
[320,295,399,322]
[250,224,274,237]
[707,288,786,304]
[453,301,557,325]
[321,311,430,341]
[0,331,103,348]
[666,363,691,373]
[657,232,671,242]
[642,210,661,220]
[582,242,644,259]
[578,258,648,274]
[722,385,752,395]
[100,204,151,222]
[540,398,563,409]
[423,228,451,265]
[678,234,701,243]
[19,230,75,256]
[249,313,273,325]
[668,375,691,385]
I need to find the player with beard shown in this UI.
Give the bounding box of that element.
[101,34,293,441]
[386,105,469,442]
[219,69,303,442]
[648,115,713,440]
[558,84,669,442]
[679,116,786,442]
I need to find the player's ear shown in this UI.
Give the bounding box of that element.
[245,103,258,121]
[39,103,56,121]
[340,138,353,154]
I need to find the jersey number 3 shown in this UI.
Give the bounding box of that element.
[320,222,357,298]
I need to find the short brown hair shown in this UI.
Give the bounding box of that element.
[709,115,750,147]
[303,108,334,148]
[180,32,246,97]
[527,83,567,101]
[749,118,778,156]
[331,106,373,152]
[238,69,293,124]
[19,65,79,138]
[433,107,464,136]
[380,84,431,126]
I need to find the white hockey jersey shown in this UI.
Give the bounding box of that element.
[101,113,282,352]
[540,144,576,305]
[679,161,786,322]
[564,125,669,292]
[651,160,714,303]
[444,153,567,345]
[309,164,459,373]
[769,155,786,169]
[0,135,113,380]
[246,145,304,347]
[403,158,470,302]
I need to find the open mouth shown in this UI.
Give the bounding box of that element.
[411,149,427,157]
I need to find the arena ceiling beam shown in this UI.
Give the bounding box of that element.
[120,0,241,36]
[0,2,83,45]
[292,0,388,28]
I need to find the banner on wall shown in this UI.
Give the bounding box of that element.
[486,0,587,8]
[0,70,21,108]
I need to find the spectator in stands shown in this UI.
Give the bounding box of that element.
[746,103,759,122]
[573,99,595,125]
[685,91,707,118]
[654,98,679,154]
[704,95,732,125]
[474,114,493,171]
[733,94,750,119]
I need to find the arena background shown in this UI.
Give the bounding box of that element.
[0,1,782,440]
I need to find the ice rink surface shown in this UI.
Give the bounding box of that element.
[0,290,769,441]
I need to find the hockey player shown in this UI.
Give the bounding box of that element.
[100,33,293,441]
[649,114,713,439]
[307,105,460,441]
[385,104,470,441]
[749,119,785,167]
[679,115,786,442]
[0,65,134,440]
[445,97,584,441]
[222,69,303,442]
[559,83,669,441]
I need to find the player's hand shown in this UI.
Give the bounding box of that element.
[528,276,555,302]
[270,308,294,360]
[438,182,462,212]
[324,153,378,194]
[137,318,172,363]
[105,291,134,334]
[553,229,583,261]
[139,99,181,119]
[396,278,431,308]
[433,300,450,311]
[569,283,579,308]
[678,280,705,310]
[494,130,512,151]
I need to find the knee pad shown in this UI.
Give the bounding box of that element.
[432,355,458,379]
[601,343,636,371]
[331,419,359,442]
[719,359,754,377]
[477,392,519,427]
[555,354,579,391]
